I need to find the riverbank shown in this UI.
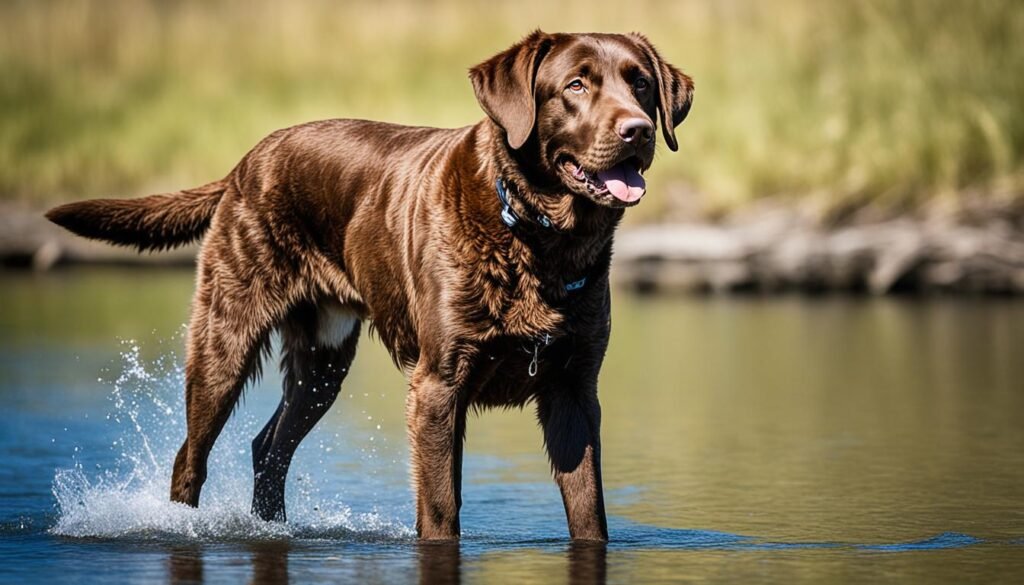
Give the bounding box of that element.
[3,200,1023,295]
[616,197,1024,295]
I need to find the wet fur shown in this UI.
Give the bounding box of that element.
[46,31,692,541]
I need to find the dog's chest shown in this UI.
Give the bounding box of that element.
[468,336,573,407]
[464,241,603,342]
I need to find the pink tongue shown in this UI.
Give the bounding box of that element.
[596,163,646,202]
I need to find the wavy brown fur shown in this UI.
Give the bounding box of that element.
[45,179,226,252]
[45,31,693,542]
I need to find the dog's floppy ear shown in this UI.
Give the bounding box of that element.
[469,30,555,150]
[629,33,694,152]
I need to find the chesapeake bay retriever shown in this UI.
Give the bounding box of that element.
[46,31,693,541]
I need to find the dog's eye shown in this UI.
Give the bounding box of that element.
[566,79,587,94]
[634,77,651,92]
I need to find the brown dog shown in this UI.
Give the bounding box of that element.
[46,31,692,541]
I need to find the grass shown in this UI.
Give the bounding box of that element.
[1,0,1023,220]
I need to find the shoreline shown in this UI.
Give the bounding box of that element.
[4,202,1023,295]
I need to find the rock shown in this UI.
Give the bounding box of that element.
[611,200,1024,295]
[32,239,62,272]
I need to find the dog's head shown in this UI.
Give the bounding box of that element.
[470,31,693,208]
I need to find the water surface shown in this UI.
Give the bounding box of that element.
[2,269,1023,583]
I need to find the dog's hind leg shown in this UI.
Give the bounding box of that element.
[169,251,288,508]
[251,301,360,522]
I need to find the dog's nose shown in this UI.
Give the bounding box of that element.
[617,117,654,144]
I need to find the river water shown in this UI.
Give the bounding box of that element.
[1,269,1022,583]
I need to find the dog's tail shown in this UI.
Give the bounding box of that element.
[45,179,228,252]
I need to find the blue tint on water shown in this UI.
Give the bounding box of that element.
[0,341,1003,585]
[3,290,1024,584]
[858,532,984,552]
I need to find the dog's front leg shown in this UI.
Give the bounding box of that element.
[406,367,467,540]
[537,386,608,541]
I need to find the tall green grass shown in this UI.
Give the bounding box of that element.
[2,0,1022,219]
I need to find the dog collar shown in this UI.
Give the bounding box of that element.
[495,178,587,294]
[496,178,552,229]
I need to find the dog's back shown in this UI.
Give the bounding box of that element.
[46,118,470,260]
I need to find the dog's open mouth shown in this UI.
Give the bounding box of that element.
[562,156,646,203]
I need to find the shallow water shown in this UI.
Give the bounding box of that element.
[1,269,1023,584]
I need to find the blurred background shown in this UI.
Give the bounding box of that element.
[2,0,1022,216]
[4,0,1024,293]
[2,2,1024,584]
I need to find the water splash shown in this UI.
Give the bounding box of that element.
[50,338,412,542]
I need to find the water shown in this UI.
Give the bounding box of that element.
[1,269,1023,583]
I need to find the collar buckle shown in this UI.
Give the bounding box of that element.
[496,179,519,228]
[497,178,552,230]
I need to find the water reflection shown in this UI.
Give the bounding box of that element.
[161,541,611,585]
[2,271,1023,584]
[567,542,607,585]
[166,543,292,585]
[157,528,992,585]
[248,542,291,585]
[167,546,203,585]
[417,542,460,585]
